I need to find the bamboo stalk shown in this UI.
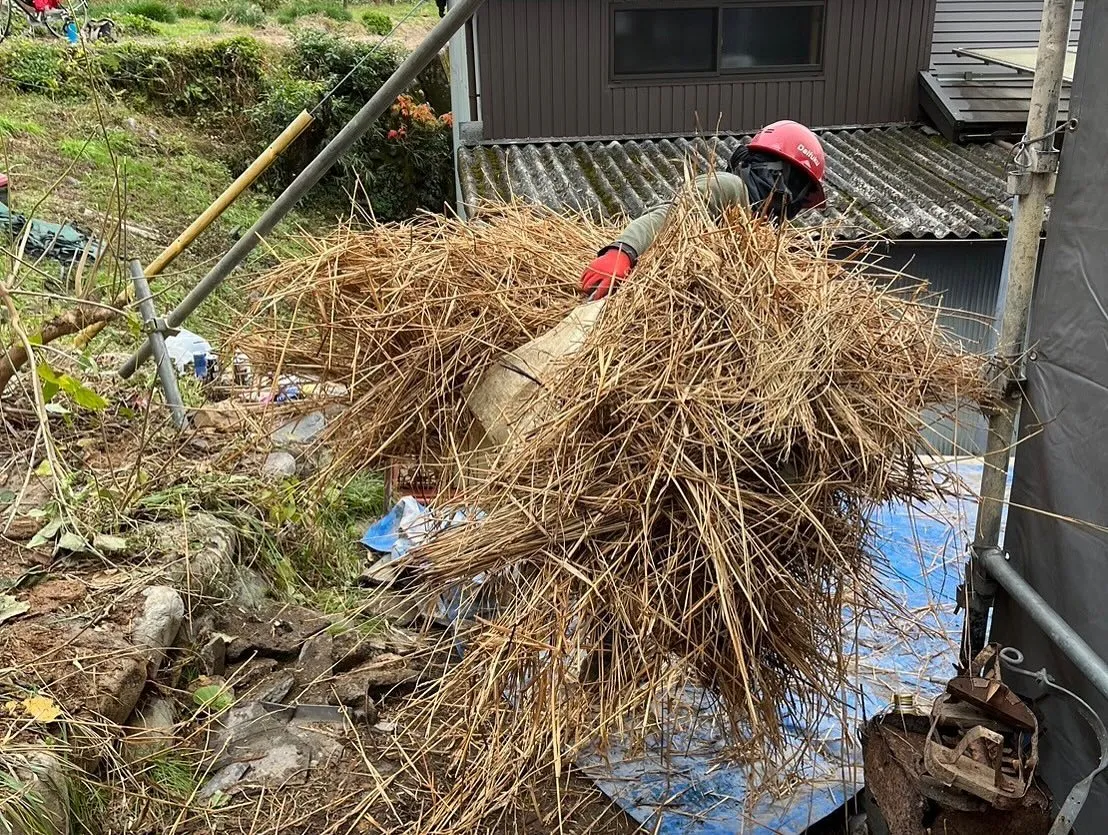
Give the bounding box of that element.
[72,110,315,349]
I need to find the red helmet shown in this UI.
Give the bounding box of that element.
[747,120,827,210]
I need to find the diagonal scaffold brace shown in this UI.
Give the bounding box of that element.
[115,0,488,381]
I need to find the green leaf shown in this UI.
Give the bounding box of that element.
[35,362,61,385]
[41,381,60,403]
[44,402,70,416]
[0,594,30,625]
[0,490,15,504]
[27,517,63,549]
[193,685,233,713]
[66,383,109,411]
[57,531,89,552]
[33,460,53,478]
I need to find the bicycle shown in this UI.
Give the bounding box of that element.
[0,0,113,44]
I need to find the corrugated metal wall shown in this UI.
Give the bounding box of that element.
[880,241,1006,456]
[474,0,937,141]
[930,0,1083,75]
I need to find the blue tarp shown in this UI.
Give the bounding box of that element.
[362,458,1011,834]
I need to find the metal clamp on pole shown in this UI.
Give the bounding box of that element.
[129,260,188,430]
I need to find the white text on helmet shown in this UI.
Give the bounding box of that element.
[796,143,820,166]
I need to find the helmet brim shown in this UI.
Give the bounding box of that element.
[798,181,827,212]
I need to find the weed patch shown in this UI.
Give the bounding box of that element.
[360,7,392,35]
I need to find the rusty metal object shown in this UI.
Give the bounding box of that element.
[862,712,1052,835]
[946,675,1037,731]
[923,644,1039,809]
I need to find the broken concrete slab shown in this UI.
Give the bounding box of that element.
[131,586,185,671]
[262,451,297,479]
[200,700,349,796]
[218,601,332,662]
[295,631,335,687]
[199,634,227,677]
[271,411,326,448]
[122,697,177,764]
[247,670,296,703]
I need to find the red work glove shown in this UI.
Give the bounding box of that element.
[580,248,633,299]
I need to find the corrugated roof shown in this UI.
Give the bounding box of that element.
[458,126,1014,240]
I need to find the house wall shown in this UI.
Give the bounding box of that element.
[473,0,937,142]
[880,240,1006,457]
[930,0,1083,76]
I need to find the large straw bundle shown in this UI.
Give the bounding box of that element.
[240,193,987,831]
[237,204,612,469]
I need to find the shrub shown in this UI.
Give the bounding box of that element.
[92,38,266,117]
[124,0,178,22]
[224,0,266,25]
[0,40,65,93]
[275,0,350,24]
[195,5,222,19]
[360,8,391,35]
[115,12,165,34]
[247,31,453,221]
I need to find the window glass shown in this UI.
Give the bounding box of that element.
[613,8,718,76]
[720,5,823,69]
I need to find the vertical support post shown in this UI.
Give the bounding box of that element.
[448,0,471,218]
[131,260,188,430]
[962,0,1077,667]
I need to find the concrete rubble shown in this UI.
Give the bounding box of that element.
[0,507,447,834]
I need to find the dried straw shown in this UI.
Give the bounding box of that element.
[235,204,612,471]
[239,190,988,832]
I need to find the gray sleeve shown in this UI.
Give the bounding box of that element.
[611,171,751,260]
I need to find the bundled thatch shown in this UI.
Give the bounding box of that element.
[236,204,612,470]
[239,192,988,832]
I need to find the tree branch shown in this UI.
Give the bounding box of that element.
[0,302,123,396]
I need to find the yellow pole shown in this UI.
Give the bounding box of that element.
[74,109,315,349]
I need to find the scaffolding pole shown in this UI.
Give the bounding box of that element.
[962,0,1077,666]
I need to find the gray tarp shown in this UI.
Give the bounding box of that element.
[990,1,1108,830]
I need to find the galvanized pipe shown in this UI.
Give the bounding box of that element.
[130,260,188,430]
[965,0,1076,664]
[117,0,488,379]
[982,548,1108,702]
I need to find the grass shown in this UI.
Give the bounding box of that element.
[275,0,350,24]
[71,0,440,41]
[0,91,326,343]
[0,115,46,138]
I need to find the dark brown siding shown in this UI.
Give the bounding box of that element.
[475,0,937,141]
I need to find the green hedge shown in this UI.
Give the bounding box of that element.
[247,30,453,221]
[0,32,454,220]
[0,37,265,116]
